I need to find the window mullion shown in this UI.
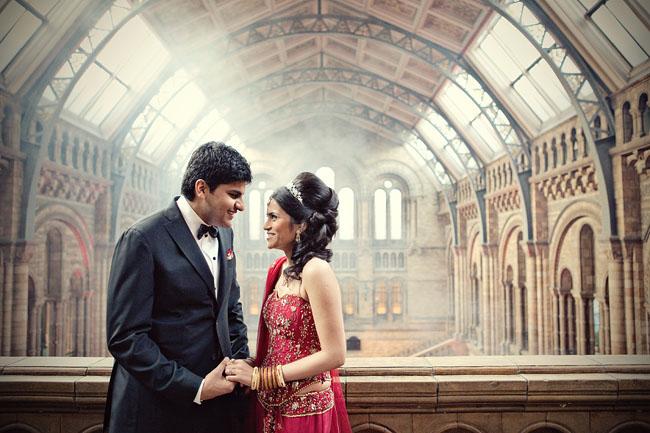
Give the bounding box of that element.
[15,0,47,22]
[585,0,609,18]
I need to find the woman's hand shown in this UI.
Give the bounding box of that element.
[224,358,254,387]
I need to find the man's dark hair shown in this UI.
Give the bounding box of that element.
[181,141,252,200]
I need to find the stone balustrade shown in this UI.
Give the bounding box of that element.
[1,356,649,433]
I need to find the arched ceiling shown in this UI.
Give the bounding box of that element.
[9,0,646,242]
[136,0,493,180]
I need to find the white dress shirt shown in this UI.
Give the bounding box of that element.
[176,195,220,405]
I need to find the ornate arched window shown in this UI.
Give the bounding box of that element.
[373,179,404,240]
[560,268,576,355]
[46,228,63,298]
[374,279,387,318]
[505,265,515,344]
[580,224,596,354]
[248,180,272,241]
[315,166,335,188]
[342,279,357,319]
[640,93,648,136]
[338,187,354,240]
[390,278,403,317]
[622,101,633,143]
[246,279,261,317]
[517,231,528,350]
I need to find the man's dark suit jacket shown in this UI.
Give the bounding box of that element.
[104,198,249,433]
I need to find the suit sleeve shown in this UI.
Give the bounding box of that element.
[107,227,203,404]
[227,230,249,359]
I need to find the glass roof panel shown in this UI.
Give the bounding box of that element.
[528,61,571,112]
[591,4,648,66]
[436,83,499,159]
[512,76,554,122]
[137,81,207,161]
[30,0,61,15]
[65,63,111,115]
[577,0,649,67]
[477,33,520,82]
[416,120,464,177]
[85,79,128,124]
[492,19,538,68]
[0,1,42,72]
[139,117,174,156]
[160,83,206,128]
[96,16,168,91]
[469,14,577,132]
[63,14,169,129]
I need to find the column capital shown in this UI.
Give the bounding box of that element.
[524,241,537,257]
[534,241,549,256]
[607,237,624,261]
[0,241,36,263]
[13,241,36,264]
[481,243,498,256]
[453,245,466,256]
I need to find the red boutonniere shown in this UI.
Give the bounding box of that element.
[226,248,234,260]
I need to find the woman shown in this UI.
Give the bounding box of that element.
[225,172,351,433]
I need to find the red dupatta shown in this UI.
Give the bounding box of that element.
[252,256,351,433]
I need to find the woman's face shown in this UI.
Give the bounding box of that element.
[264,198,301,254]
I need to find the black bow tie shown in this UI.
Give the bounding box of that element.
[197,224,218,240]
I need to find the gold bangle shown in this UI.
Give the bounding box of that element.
[271,365,278,389]
[266,366,273,390]
[276,365,286,388]
[262,366,269,390]
[251,367,259,391]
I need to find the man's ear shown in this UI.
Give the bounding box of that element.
[194,179,207,198]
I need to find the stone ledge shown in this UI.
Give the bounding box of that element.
[0,356,649,414]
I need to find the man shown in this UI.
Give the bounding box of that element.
[104,142,251,433]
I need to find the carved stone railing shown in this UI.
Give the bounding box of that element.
[1,356,650,433]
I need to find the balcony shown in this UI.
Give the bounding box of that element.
[1,356,649,433]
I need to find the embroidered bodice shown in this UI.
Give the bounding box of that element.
[257,291,333,431]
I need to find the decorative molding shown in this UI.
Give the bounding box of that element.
[37,165,109,205]
[535,164,597,200]
[121,188,158,216]
[486,186,521,213]
[623,145,650,176]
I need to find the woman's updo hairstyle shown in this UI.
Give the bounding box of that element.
[270,172,339,280]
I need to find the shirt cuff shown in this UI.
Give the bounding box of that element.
[193,379,205,405]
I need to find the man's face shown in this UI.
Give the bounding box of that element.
[198,181,247,227]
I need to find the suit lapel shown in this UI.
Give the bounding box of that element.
[163,200,217,303]
[215,227,230,312]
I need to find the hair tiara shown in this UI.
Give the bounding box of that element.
[285,181,303,204]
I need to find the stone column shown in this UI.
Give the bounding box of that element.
[603,303,611,354]
[489,245,499,354]
[558,294,567,355]
[525,242,538,354]
[11,242,33,355]
[504,282,511,348]
[480,247,490,353]
[514,282,522,350]
[551,290,559,354]
[576,296,585,354]
[608,240,626,353]
[534,246,544,353]
[632,241,647,353]
[588,298,596,354]
[568,296,576,354]
[2,256,13,355]
[623,242,636,353]
[460,249,468,338]
[453,247,462,337]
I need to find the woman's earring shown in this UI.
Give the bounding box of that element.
[296,231,301,243]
